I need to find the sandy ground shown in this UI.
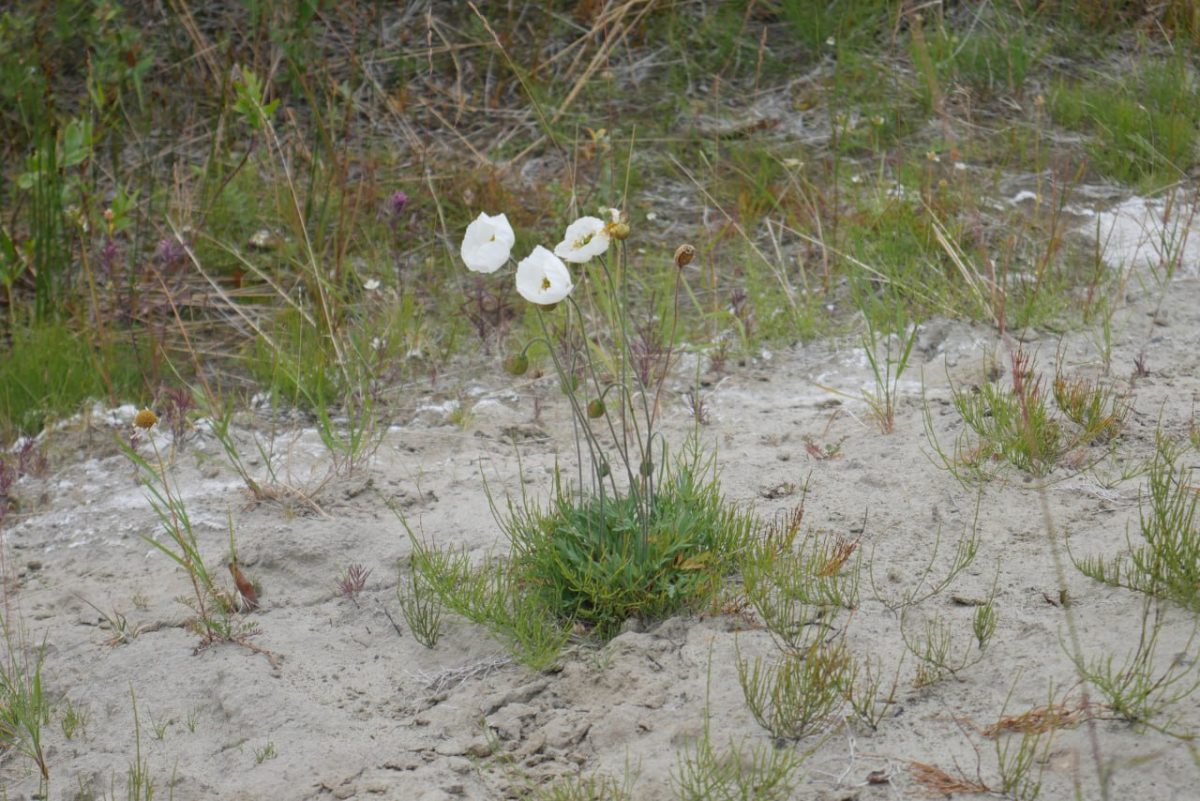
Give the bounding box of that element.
[2,192,1200,800]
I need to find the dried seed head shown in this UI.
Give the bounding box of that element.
[133,409,159,430]
[673,244,696,269]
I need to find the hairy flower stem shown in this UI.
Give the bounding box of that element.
[146,435,213,629]
[568,297,637,498]
[597,249,657,539]
[652,253,686,436]
[533,308,616,501]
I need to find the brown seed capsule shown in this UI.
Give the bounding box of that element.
[133,409,159,430]
[673,244,696,269]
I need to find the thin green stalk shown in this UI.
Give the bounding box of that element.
[597,251,656,533]
[534,307,609,496]
[1014,353,1110,800]
[567,295,631,500]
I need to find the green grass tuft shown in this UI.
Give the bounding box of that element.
[505,448,756,639]
[0,320,146,438]
[1050,55,1200,188]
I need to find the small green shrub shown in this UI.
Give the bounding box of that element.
[738,639,852,740]
[1067,598,1200,731]
[934,351,1128,481]
[409,539,569,671]
[673,728,803,801]
[950,353,1063,477]
[410,450,755,667]
[1075,435,1200,610]
[533,771,633,801]
[740,510,860,653]
[1052,369,1130,445]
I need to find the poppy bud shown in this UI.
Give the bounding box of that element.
[587,399,605,418]
[503,353,529,376]
[640,458,654,477]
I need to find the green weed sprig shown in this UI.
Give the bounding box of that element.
[1074,434,1200,610]
[120,410,254,645]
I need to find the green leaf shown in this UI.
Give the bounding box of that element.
[60,118,93,168]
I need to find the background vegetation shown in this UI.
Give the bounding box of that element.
[0,0,1197,440]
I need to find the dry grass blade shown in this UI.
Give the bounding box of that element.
[467,0,561,159]
[983,699,1095,737]
[547,0,660,125]
[165,0,222,85]
[171,220,279,353]
[909,761,990,796]
[409,655,512,696]
[930,213,1000,329]
[669,153,800,315]
[194,230,319,330]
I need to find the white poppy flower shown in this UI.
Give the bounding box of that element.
[554,216,610,263]
[516,246,574,305]
[363,278,380,291]
[461,212,515,273]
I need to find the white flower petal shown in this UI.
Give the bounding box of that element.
[461,212,515,273]
[554,216,610,263]
[516,246,574,305]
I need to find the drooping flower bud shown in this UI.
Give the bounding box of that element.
[587,399,605,418]
[673,244,696,269]
[639,458,654,477]
[503,353,529,376]
[597,461,611,478]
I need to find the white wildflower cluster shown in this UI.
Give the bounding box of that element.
[459,209,624,305]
